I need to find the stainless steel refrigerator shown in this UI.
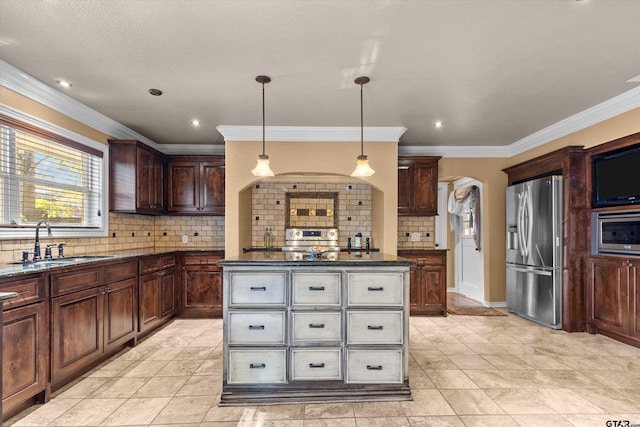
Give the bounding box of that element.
[505,175,562,329]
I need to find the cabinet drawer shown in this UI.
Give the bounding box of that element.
[0,274,45,309]
[346,349,403,383]
[347,311,403,345]
[139,256,162,274]
[292,272,341,306]
[104,261,137,283]
[160,255,176,269]
[227,349,286,384]
[183,254,222,265]
[291,348,342,381]
[228,311,286,344]
[347,272,403,306]
[51,267,102,297]
[229,272,286,306]
[291,312,342,343]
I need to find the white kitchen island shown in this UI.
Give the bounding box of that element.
[217,251,413,405]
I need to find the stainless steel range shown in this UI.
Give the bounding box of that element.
[282,228,340,260]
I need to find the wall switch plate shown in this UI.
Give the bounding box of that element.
[411,232,421,242]
[182,235,188,243]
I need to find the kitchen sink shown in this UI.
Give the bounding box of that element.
[8,255,115,266]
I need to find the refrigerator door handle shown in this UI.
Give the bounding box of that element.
[506,266,553,276]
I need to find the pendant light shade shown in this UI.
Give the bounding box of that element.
[252,75,274,177]
[351,76,374,177]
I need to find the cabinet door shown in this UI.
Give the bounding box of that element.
[412,160,438,215]
[407,259,419,313]
[51,287,103,385]
[167,161,199,213]
[139,272,160,333]
[2,302,47,415]
[182,265,223,317]
[159,268,176,318]
[630,261,640,339]
[589,258,629,336]
[199,161,225,215]
[103,278,137,352]
[421,265,447,313]
[397,159,413,216]
[136,147,155,211]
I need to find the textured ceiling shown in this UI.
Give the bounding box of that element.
[1,0,639,148]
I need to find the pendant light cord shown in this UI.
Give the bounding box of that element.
[262,80,266,156]
[360,80,364,156]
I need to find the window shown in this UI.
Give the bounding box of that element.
[0,114,107,239]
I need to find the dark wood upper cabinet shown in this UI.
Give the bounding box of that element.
[109,139,166,215]
[167,156,225,215]
[398,156,441,216]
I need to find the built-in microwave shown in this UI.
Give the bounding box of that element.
[593,210,640,255]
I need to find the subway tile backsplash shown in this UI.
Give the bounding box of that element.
[0,213,225,264]
[252,180,372,248]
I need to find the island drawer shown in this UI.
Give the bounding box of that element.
[291,312,342,343]
[228,311,286,344]
[292,272,341,306]
[291,348,342,381]
[346,349,403,383]
[347,272,403,306]
[228,272,286,306]
[346,311,403,345]
[227,349,287,384]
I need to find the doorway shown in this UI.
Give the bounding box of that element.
[450,178,485,307]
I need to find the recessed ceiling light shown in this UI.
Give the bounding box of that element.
[56,79,72,88]
[433,121,444,128]
[191,119,200,127]
[148,88,163,96]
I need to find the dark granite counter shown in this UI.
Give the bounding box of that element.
[0,247,224,279]
[218,251,413,267]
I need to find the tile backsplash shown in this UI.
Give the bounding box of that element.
[397,216,436,249]
[252,180,372,248]
[0,213,225,263]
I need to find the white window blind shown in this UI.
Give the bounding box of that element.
[0,115,104,231]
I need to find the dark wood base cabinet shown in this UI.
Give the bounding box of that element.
[399,250,447,316]
[50,261,138,388]
[587,256,640,347]
[179,252,224,318]
[1,275,48,421]
[139,254,176,335]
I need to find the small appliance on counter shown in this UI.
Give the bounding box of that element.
[505,175,562,329]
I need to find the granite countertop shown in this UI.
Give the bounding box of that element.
[218,250,414,267]
[0,247,225,279]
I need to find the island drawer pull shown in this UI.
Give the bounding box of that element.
[367,286,384,291]
[250,286,267,291]
[249,363,266,369]
[248,325,265,330]
[308,286,325,291]
[309,363,325,368]
[308,323,325,328]
[367,325,384,330]
[366,365,383,370]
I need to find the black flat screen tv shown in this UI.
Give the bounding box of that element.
[592,143,640,207]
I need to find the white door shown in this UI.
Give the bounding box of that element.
[453,179,484,304]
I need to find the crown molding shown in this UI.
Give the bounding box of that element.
[509,85,640,157]
[161,143,225,155]
[4,59,639,159]
[216,125,407,142]
[0,59,163,151]
[398,145,511,158]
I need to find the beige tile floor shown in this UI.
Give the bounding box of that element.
[6,314,640,426]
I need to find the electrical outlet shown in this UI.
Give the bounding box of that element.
[182,235,188,243]
[411,232,421,242]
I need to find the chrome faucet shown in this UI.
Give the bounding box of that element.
[33,220,52,261]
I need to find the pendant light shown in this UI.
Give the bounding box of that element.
[351,76,375,177]
[251,75,274,177]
